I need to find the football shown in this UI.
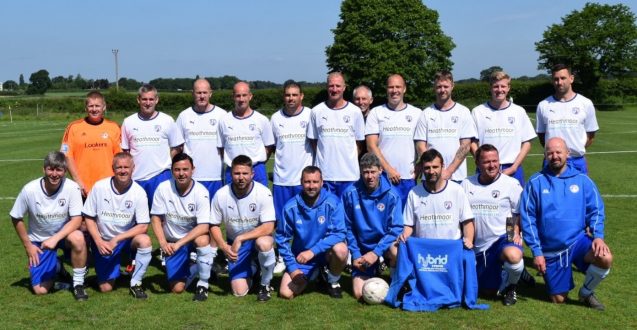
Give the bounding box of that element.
[362,277,389,305]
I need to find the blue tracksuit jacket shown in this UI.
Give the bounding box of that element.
[275,188,347,273]
[342,175,403,260]
[521,164,605,256]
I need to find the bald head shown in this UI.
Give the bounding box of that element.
[233,81,253,114]
[386,74,406,108]
[192,78,212,111]
[545,137,570,174]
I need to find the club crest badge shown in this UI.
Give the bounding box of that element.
[249,203,257,212]
[572,107,580,115]
[125,200,133,209]
[377,203,385,211]
[300,121,307,128]
[249,124,256,131]
[444,201,452,209]
[318,215,326,224]
[210,119,217,126]
[406,115,413,122]
[101,132,109,139]
[508,117,515,124]
[492,190,500,198]
[569,185,580,193]
[188,203,195,212]
[451,116,458,124]
[58,199,66,207]
[154,125,161,132]
[343,115,350,123]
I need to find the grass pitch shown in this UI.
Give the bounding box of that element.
[0,108,636,329]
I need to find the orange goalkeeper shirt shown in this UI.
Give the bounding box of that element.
[61,117,122,191]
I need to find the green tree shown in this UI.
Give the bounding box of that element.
[479,66,504,82]
[3,80,18,90]
[26,69,52,95]
[326,0,454,102]
[535,3,637,92]
[19,74,25,87]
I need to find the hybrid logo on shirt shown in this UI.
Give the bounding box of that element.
[377,203,385,211]
[570,185,580,193]
[125,200,133,209]
[418,253,448,272]
[444,201,452,209]
[542,189,550,194]
[491,190,500,198]
[58,199,66,207]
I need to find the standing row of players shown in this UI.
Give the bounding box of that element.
[10,64,611,309]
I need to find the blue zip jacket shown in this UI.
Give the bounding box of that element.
[342,175,403,260]
[521,164,605,256]
[275,188,347,273]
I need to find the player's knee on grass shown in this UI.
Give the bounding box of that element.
[331,242,349,262]
[352,276,368,300]
[193,234,210,247]
[551,293,568,304]
[232,278,250,297]
[170,281,186,293]
[586,249,613,269]
[255,236,273,252]
[99,281,115,293]
[33,283,51,295]
[132,234,152,249]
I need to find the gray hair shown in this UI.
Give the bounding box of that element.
[138,84,158,97]
[43,151,67,170]
[352,85,373,99]
[359,153,381,169]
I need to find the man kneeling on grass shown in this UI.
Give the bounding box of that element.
[10,151,88,300]
[151,153,215,301]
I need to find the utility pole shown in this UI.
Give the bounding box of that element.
[112,49,119,91]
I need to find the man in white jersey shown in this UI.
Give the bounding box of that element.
[151,153,215,301]
[121,84,184,205]
[176,78,227,198]
[270,80,313,274]
[83,152,152,299]
[217,81,274,187]
[210,155,277,302]
[352,85,373,121]
[461,144,524,306]
[10,151,88,300]
[400,148,474,247]
[471,71,536,186]
[415,71,477,182]
[536,64,599,174]
[307,72,365,197]
[366,74,422,206]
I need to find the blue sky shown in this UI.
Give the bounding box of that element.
[2,1,634,84]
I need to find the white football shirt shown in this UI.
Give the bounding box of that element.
[270,107,313,186]
[82,177,150,241]
[151,180,211,242]
[365,103,422,179]
[176,106,227,181]
[216,110,275,166]
[10,178,83,242]
[536,94,598,157]
[210,182,275,242]
[121,112,185,180]
[414,103,477,181]
[403,181,473,240]
[472,102,536,164]
[461,174,522,253]
[307,102,365,181]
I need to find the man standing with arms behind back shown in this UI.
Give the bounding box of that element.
[121,84,184,205]
[307,72,365,197]
[61,91,121,198]
[536,64,599,174]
